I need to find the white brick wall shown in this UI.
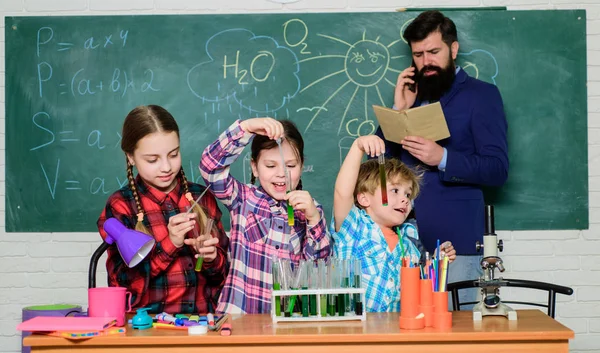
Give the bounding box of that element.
[0,0,598,352]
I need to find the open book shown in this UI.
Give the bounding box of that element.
[372,102,450,144]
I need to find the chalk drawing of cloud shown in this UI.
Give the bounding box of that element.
[187,28,301,114]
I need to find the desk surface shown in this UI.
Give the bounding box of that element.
[24,310,574,353]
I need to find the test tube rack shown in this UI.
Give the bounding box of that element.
[271,287,366,322]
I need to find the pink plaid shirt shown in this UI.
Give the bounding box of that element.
[200,120,330,314]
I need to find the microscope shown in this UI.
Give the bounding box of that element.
[472,205,517,321]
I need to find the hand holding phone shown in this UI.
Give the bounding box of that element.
[394,65,418,111]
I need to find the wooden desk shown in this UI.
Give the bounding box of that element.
[24,310,573,353]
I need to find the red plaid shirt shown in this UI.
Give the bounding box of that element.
[97,175,229,314]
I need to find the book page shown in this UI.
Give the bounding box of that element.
[372,105,409,144]
[405,102,450,142]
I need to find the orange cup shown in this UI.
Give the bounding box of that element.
[400,267,421,318]
[399,267,424,330]
[399,314,425,330]
[419,304,434,327]
[433,311,453,329]
[420,279,433,306]
[433,291,449,313]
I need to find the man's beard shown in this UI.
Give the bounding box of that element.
[415,59,456,102]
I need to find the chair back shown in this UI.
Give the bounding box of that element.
[447,278,573,318]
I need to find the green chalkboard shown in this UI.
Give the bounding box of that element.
[5,10,588,232]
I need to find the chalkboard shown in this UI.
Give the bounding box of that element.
[5,10,588,232]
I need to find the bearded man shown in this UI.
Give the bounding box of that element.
[375,10,509,305]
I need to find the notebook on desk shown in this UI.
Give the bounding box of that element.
[17,316,117,332]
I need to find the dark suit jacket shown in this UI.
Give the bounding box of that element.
[376,69,509,254]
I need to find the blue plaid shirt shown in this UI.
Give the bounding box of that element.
[331,206,422,312]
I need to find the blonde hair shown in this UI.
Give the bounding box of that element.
[121,105,208,234]
[354,158,422,208]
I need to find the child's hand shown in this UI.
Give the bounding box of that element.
[240,118,284,140]
[438,241,457,263]
[285,190,320,225]
[354,135,386,158]
[184,233,219,262]
[167,213,196,248]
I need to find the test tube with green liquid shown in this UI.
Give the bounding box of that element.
[309,262,318,316]
[300,261,310,317]
[287,261,304,316]
[327,259,337,316]
[272,256,282,316]
[318,259,327,317]
[337,259,347,316]
[194,218,213,272]
[285,170,294,226]
[281,259,292,317]
[353,259,363,316]
[277,138,295,227]
[378,154,388,206]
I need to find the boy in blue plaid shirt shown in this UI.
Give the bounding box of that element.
[331,135,456,312]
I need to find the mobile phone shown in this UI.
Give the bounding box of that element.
[407,63,417,93]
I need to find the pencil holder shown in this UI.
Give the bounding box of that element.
[399,267,424,330]
[418,279,434,327]
[432,291,452,329]
[433,291,449,313]
[420,279,433,306]
[433,311,453,329]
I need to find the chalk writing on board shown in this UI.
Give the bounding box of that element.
[35,27,158,99]
[296,106,327,113]
[39,159,208,200]
[457,49,499,84]
[298,30,404,136]
[187,28,301,115]
[36,26,128,56]
[39,159,122,199]
[30,112,122,151]
[294,30,499,138]
[38,64,160,98]
[283,19,311,55]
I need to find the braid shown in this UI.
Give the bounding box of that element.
[179,168,190,195]
[180,168,208,232]
[250,174,256,184]
[126,160,150,235]
[297,178,303,190]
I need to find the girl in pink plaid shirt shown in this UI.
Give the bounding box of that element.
[201,118,330,314]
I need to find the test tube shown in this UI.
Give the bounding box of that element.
[281,259,292,317]
[277,138,295,227]
[300,261,309,317]
[286,170,295,226]
[344,259,351,313]
[327,259,337,316]
[353,259,363,316]
[287,261,303,316]
[309,261,318,316]
[272,256,282,317]
[378,154,388,206]
[194,219,213,272]
[337,259,347,316]
[318,259,327,317]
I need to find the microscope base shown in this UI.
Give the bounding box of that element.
[473,301,518,321]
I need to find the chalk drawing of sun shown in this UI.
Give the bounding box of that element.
[299,30,405,136]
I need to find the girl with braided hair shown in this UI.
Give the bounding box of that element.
[97,105,229,314]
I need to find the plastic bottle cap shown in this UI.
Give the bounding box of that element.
[188,325,208,335]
